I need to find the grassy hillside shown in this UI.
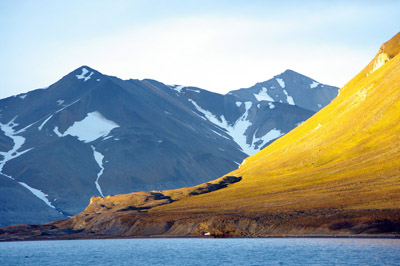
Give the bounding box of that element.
[152,32,400,214]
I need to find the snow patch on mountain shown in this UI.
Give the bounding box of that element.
[189,97,292,155]
[283,90,295,105]
[190,99,264,155]
[268,102,275,109]
[0,119,56,210]
[56,100,64,105]
[76,68,94,82]
[56,112,119,143]
[187,88,200,93]
[254,87,274,102]
[239,158,247,168]
[55,99,81,114]
[102,135,113,141]
[211,129,230,140]
[236,102,242,107]
[0,118,32,177]
[19,182,56,209]
[229,102,254,155]
[91,146,105,197]
[19,94,27,100]
[169,85,185,93]
[53,126,63,137]
[310,81,319,88]
[253,129,283,149]
[38,115,53,131]
[189,99,229,128]
[276,78,285,88]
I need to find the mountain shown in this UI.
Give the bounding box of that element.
[0,66,337,227]
[1,32,397,240]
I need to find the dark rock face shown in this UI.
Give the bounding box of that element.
[0,174,64,227]
[0,66,338,226]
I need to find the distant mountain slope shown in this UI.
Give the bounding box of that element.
[0,66,337,227]
[178,70,337,155]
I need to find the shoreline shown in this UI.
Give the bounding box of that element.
[1,234,400,242]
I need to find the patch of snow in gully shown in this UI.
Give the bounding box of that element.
[0,118,55,209]
[58,112,119,143]
[276,78,285,88]
[189,99,229,128]
[53,126,63,137]
[189,99,256,155]
[91,146,105,197]
[19,182,56,209]
[0,118,32,177]
[55,99,81,114]
[283,90,295,105]
[211,129,230,140]
[38,115,53,131]
[189,99,289,155]
[252,129,283,148]
[230,102,253,155]
[30,98,81,133]
[102,135,113,141]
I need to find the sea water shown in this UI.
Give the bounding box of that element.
[1,238,399,265]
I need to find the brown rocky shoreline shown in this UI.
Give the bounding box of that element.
[1,208,399,242]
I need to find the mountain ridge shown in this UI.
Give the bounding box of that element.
[1,32,397,240]
[0,65,338,227]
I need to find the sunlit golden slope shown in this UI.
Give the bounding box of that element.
[153,32,400,213]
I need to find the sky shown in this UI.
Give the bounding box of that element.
[0,0,399,99]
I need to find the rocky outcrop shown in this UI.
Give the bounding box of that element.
[1,174,400,241]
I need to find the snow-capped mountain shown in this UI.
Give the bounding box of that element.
[178,70,337,155]
[0,66,338,226]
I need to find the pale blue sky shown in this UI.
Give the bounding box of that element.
[1,0,399,98]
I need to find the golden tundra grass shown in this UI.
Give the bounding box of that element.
[151,33,400,214]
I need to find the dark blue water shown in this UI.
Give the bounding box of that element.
[1,238,399,265]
